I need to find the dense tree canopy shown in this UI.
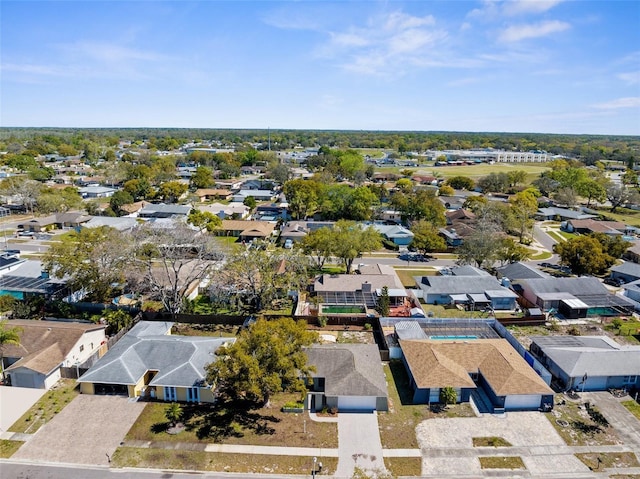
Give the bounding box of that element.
[205,317,317,405]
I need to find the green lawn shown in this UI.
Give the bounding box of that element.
[472,437,513,447]
[420,162,550,180]
[621,400,640,420]
[385,457,422,477]
[530,251,553,260]
[0,440,24,458]
[394,268,436,287]
[9,379,79,434]
[575,452,640,470]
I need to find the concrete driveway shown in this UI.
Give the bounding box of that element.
[416,412,589,477]
[13,395,145,465]
[335,412,385,478]
[0,386,45,433]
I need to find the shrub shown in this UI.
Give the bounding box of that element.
[364,323,372,330]
[317,316,327,327]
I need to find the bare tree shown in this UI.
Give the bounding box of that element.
[0,177,42,214]
[126,221,225,319]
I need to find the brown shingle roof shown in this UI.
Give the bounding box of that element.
[4,320,106,375]
[220,220,275,237]
[400,339,552,396]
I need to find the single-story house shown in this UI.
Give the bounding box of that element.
[217,220,276,241]
[371,224,414,246]
[232,190,276,203]
[82,216,139,231]
[624,243,640,263]
[305,344,388,412]
[196,202,249,220]
[279,221,335,243]
[530,335,640,391]
[0,259,67,300]
[79,321,233,402]
[193,189,233,202]
[517,277,635,315]
[138,203,191,219]
[21,212,92,232]
[4,319,107,389]
[564,219,627,236]
[399,338,554,411]
[253,204,288,221]
[439,228,463,247]
[536,207,596,221]
[119,201,151,217]
[78,186,117,199]
[415,275,517,310]
[495,262,549,281]
[609,262,640,284]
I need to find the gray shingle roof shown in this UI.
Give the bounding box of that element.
[495,262,549,280]
[611,262,640,277]
[416,276,503,295]
[78,321,233,388]
[531,335,640,377]
[306,344,387,398]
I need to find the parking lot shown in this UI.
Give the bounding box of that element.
[13,395,145,465]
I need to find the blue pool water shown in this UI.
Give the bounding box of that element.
[429,335,478,340]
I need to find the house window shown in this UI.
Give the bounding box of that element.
[164,387,177,401]
[90,343,94,349]
[623,376,637,384]
[79,345,84,352]
[186,387,200,403]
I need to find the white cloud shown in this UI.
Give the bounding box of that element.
[56,41,167,63]
[502,0,564,16]
[498,20,570,42]
[592,97,640,110]
[617,71,640,85]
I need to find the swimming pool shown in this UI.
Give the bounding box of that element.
[429,335,477,340]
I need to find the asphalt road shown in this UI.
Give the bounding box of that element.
[0,462,306,479]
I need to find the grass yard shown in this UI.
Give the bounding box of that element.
[545,230,566,243]
[9,379,79,434]
[420,162,550,180]
[125,393,337,448]
[621,400,640,420]
[394,268,436,287]
[385,456,423,477]
[378,361,475,449]
[530,251,553,260]
[594,207,640,228]
[112,447,338,475]
[547,398,620,446]
[472,437,513,447]
[0,440,24,458]
[479,456,526,470]
[575,452,640,470]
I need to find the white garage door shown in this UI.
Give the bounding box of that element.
[337,396,377,411]
[504,394,541,410]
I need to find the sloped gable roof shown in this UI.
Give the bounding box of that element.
[400,339,552,396]
[306,344,387,398]
[78,321,232,388]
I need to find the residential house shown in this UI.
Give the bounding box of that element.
[279,221,334,243]
[193,189,233,202]
[78,186,117,199]
[0,259,67,300]
[4,319,106,389]
[82,216,139,231]
[564,219,627,236]
[79,321,233,402]
[196,202,249,220]
[536,207,596,221]
[305,344,388,412]
[21,212,92,232]
[495,262,549,281]
[253,204,288,222]
[609,262,640,284]
[529,335,640,391]
[414,274,517,310]
[138,203,191,219]
[623,243,640,263]
[119,201,151,217]
[516,277,635,317]
[399,338,554,411]
[231,189,276,203]
[371,224,414,247]
[217,220,275,242]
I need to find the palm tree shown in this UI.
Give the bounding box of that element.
[0,320,22,381]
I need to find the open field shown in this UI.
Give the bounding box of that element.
[419,162,551,180]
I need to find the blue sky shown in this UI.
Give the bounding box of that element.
[1,1,639,135]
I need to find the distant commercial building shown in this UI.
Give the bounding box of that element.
[430,149,551,163]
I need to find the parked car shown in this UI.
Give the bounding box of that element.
[604,277,625,287]
[283,239,293,249]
